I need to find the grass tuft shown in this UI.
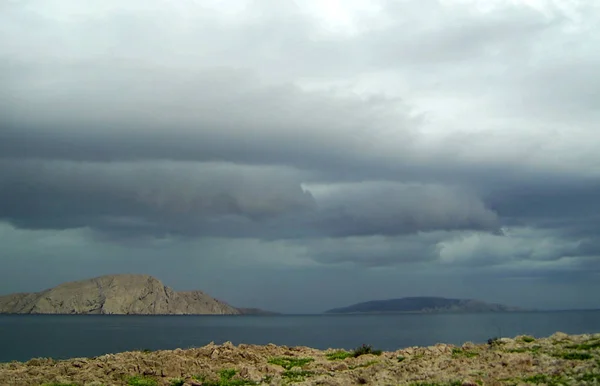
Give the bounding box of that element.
[348,360,378,370]
[566,340,600,350]
[199,368,256,386]
[553,351,593,360]
[326,350,354,360]
[127,376,158,386]
[451,347,479,358]
[282,370,314,382]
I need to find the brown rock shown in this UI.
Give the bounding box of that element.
[0,274,240,315]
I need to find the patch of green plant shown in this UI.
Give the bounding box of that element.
[200,369,257,386]
[521,373,568,385]
[126,376,158,386]
[326,350,354,360]
[567,339,600,350]
[451,347,478,358]
[268,356,314,370]
[408,381,462,386]
[348,360,378,370]
[397,355,405,362]
[521,335,536,343]
[281,370,314,382]
[169,378,185,386]
[577,372,600,382]
[553,351,593,360]
[351,344,382,357]
[507,345,542,354]
[192,374,209,382]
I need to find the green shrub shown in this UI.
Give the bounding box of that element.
[352,344,382,357]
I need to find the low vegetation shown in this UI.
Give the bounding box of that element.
[197,369,256,386]
[281,369,314,382]
[520,335,536,343]
[451,347,479,358]
[553,351,593,360]
[126,375,158,386]
[326,344,383,361]
[351,343,382,357]
[325,350,354,360]
[566,339,600,350]
[267,356,314,370]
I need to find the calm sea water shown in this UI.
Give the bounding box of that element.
[1,311,599,363]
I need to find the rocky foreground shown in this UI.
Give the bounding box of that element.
[1,333,599,386]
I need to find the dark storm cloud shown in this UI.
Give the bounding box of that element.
[0,0,599,310]
[0,161,499,239]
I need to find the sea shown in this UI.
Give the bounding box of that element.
[1,311,599,363]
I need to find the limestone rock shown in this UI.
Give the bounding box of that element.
[0,274,240,315]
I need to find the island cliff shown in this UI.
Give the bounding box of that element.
[0,274,240,315]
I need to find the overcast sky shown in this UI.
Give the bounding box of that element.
[1,0,599,313]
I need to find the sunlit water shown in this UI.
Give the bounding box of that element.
[1,311,599,362]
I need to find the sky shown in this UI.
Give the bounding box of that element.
[1,0,600,314]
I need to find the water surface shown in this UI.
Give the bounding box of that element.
[1,310,599,362]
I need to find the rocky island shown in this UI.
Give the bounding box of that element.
[0,332,599,385]
[0,274,253,315]
[325,297,522,314]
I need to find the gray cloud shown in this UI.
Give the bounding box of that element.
[1,0,600,310]
[0,161,499,239]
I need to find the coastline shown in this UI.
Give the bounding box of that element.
[1,332,598,386]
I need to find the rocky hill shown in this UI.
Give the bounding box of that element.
[0,274,240,315]
[325,296,521,314]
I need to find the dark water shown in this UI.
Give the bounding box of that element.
[1,311,599,363]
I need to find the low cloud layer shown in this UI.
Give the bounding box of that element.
[1,0,599,311]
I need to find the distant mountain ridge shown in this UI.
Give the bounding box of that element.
[0,274,267,315]
[325,297,522,314]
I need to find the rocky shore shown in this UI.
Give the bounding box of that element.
[1,332,599,385]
